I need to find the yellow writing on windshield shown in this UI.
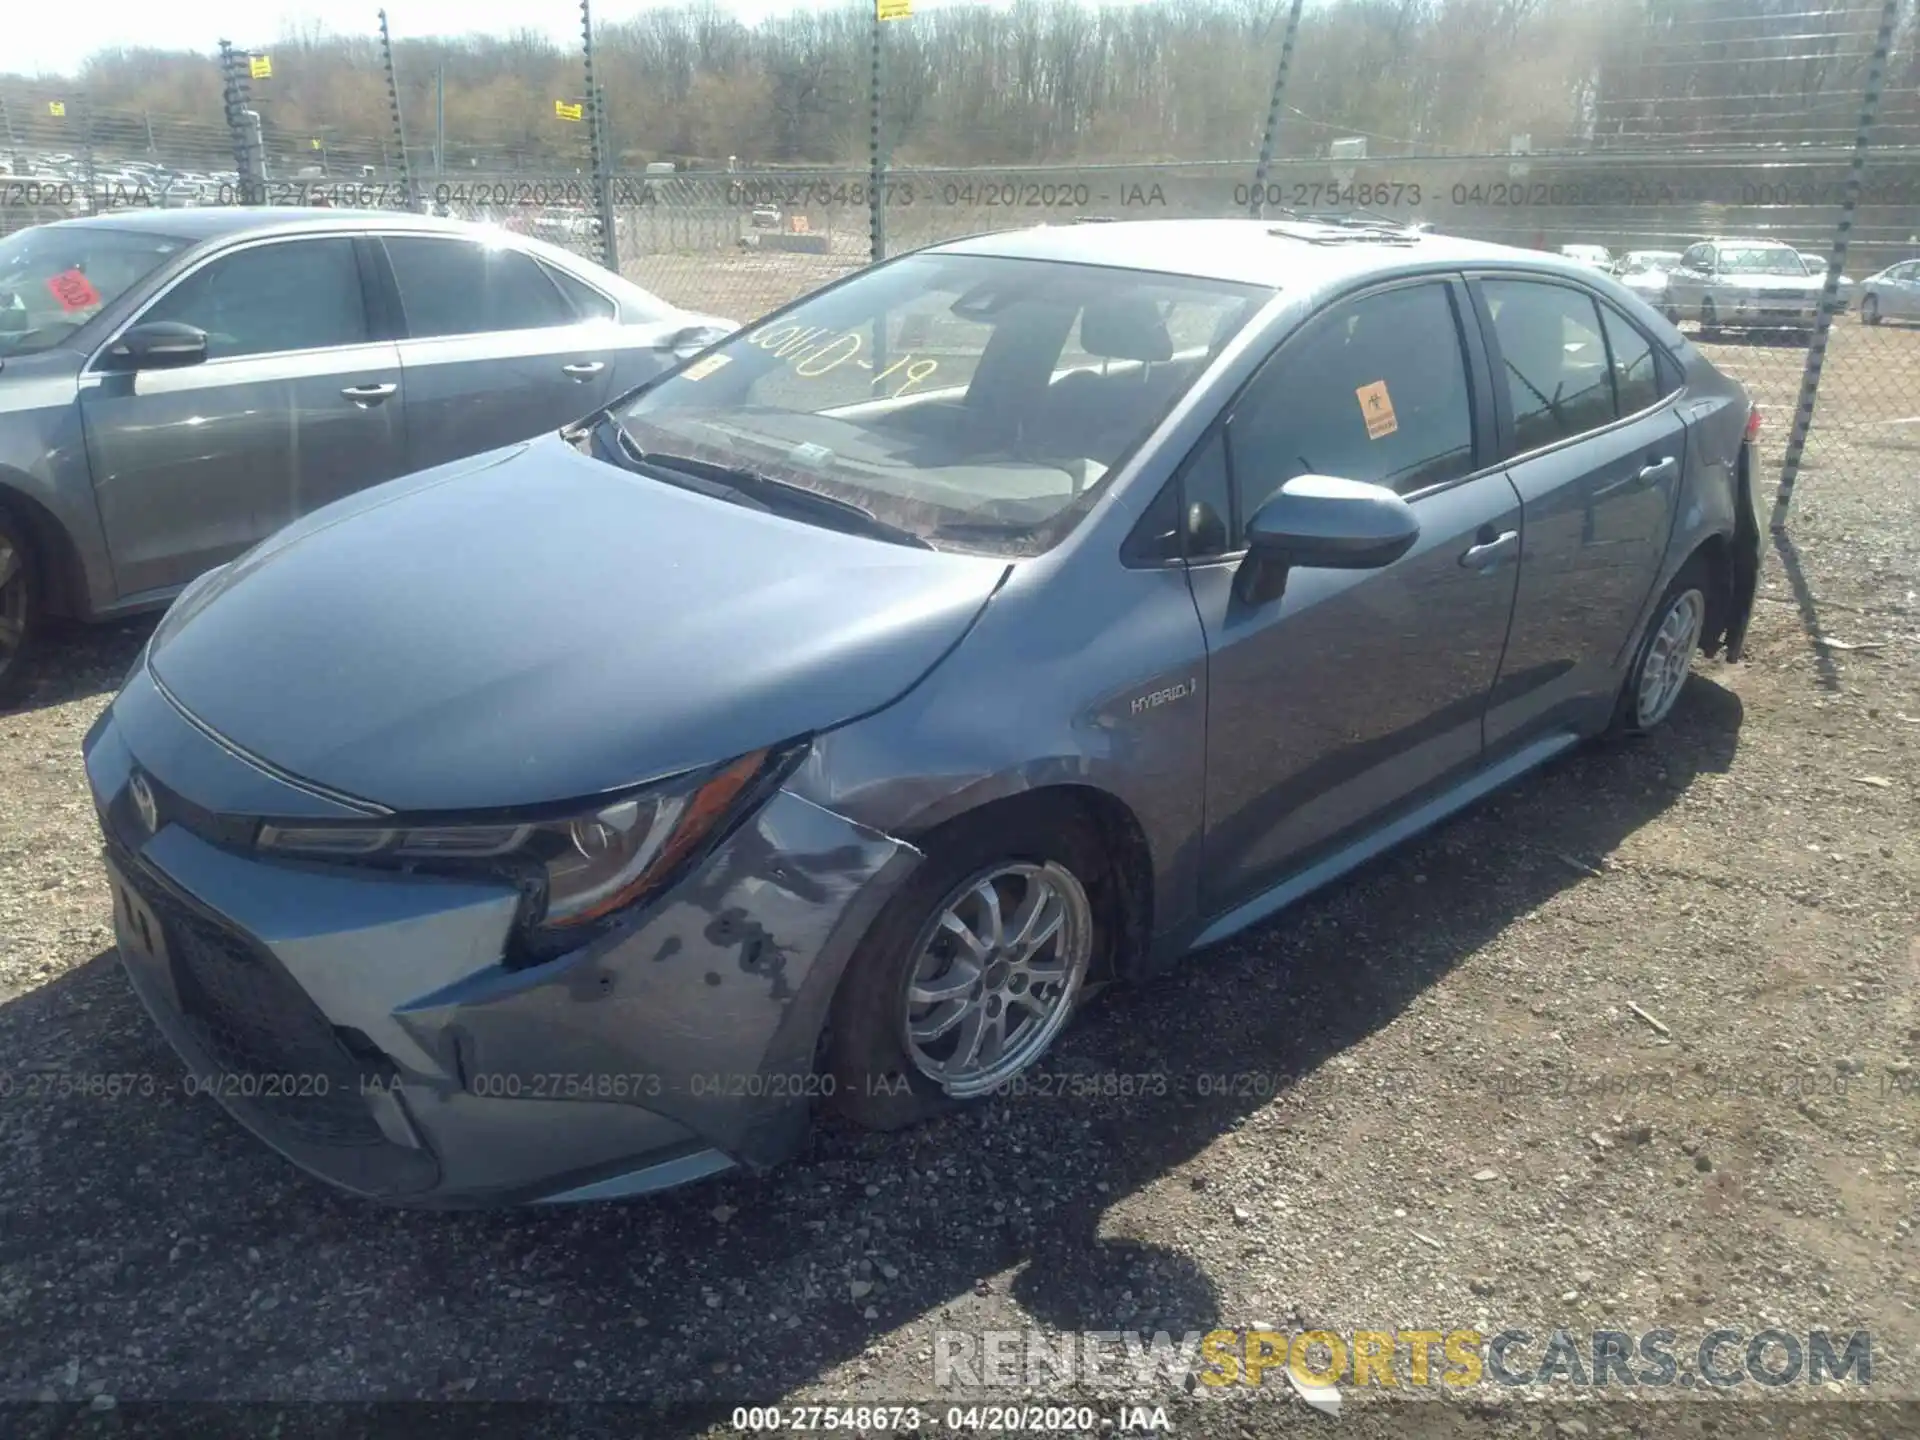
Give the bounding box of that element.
[746,322,940,398]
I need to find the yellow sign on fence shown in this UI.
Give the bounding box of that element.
[47,101,65,117]
[555,100,584,122]
[249,55,273,79]
[878,0,911,20]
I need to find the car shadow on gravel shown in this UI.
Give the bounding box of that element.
[0,675,1743,1426]
[0,615,155,718]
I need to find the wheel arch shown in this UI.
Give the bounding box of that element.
[0,476,88,619]
[893,780,1157,988]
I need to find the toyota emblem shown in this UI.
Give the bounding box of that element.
[128,771,159,835]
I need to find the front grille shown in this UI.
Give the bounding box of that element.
[113,848,387,1147]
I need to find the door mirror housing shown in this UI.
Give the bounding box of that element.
[1234,474,1421,606]
[101,321,209,372]
[666,322,729,357]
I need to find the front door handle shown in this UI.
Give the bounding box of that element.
[1460,529,1519,571]
[341,382,397,405]
[562,361,606,380]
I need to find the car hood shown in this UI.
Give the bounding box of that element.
[146,434,1010,813]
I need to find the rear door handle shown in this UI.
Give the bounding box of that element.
[1637,456,1679,485]
[1460,529,1519,570]
[562,361,606,380]
[340,382,397,405]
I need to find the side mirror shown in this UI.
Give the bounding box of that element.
[101,321,208,372]
[1234,475,1421,607]
[667,322,729,356]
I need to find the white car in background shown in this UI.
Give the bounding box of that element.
[1559,243,1612,269]
[1796,251,1852,312]
[1611,249,1684,301]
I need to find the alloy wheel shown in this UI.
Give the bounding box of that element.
[1636,588,1706,730]
[899,860,1092,1098]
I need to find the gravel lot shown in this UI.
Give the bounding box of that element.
[1,309,1916,1439]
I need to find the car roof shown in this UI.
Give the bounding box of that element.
[33,206,507,244]
[928,217,1631,293]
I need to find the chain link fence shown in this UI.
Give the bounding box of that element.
[5,0,1920,536]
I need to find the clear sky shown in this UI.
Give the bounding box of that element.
[9,0,1156,77]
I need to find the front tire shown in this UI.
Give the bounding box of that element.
[1699,298,1722,340]
[1862,294,1881,326]
[0,505,44,708]
[1610,561,1710,737]
[824,799,1107,1131]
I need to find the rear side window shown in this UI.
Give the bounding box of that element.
[1482,279,1616,452]
[1224,281,1475,526]
[539,261,618,322]
[1598,302,1672,416]
[385,237,578,338]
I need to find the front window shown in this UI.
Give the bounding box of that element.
[0,224,189,355]
[1716,246,1808,277]
[611,253,1269,555]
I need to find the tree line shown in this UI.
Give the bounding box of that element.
[4,0,1910,173]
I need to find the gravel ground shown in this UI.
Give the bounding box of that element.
[1,320,1916,1440]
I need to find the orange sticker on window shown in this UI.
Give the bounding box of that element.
[47,268,102,313]
[681,353,731,381]
[1356,380,1398,439]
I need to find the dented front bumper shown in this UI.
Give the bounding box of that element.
[84,677,921,1207]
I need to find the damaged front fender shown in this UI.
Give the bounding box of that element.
[390,789,924,1176]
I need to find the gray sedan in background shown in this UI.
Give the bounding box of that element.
[1856,258,1920,325]
[85,218,1761,1207]
[0,209,736,701]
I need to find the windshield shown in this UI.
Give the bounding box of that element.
[1717,247,1808,276]
[0,224,189,355]
[1622,252,1680,273]
[612,252,1269,555]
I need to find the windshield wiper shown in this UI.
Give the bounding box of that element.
[599,416,934,550]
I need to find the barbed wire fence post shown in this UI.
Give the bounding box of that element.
[580,0,619,274]
[80,93,99,216]
[1770,0,1902,533]
[377,10,421,212]
[1247,0,1308,218]
[217,41,260,205]
[868,0,887,263]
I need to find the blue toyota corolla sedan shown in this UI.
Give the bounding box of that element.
[83,217,1761,1206]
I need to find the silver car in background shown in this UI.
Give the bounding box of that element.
[1663,238,1824,338]
[0,209,735,702]
[1855,258,1920,325]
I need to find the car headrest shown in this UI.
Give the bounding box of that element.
[1078,296,1173,363]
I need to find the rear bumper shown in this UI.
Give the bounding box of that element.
[85,684,921,1207]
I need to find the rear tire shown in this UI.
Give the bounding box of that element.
[1609,559,1711,738]
[0,505,44,709]
[824,798,1109,1132]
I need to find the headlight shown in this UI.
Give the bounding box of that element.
[257,748,777,933]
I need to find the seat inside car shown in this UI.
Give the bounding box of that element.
[1035,295,1179,464]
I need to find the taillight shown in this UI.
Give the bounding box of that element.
[1745,407,1762,441]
